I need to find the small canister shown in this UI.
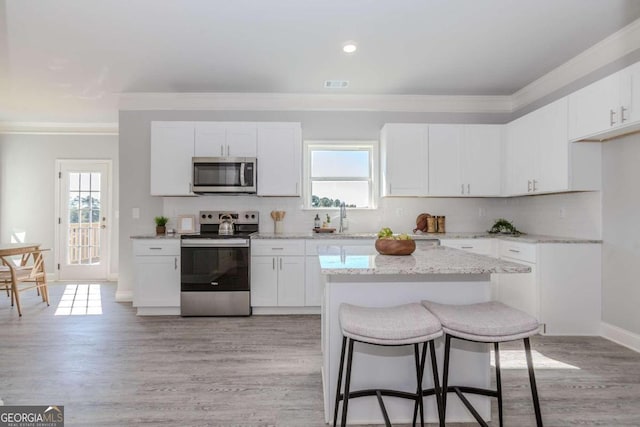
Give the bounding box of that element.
[436,216,446,233]
[426,217,437,233]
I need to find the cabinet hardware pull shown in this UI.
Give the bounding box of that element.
[461,184,464,195]
[610,109,617,126]
[532,179,538,191]
[272,247,284,250]
[467,183,470,194]
[220,145,224,156]
[227,145,230,156]
[279,258,283,270]
[508,249,521,253]
[527,180,532,192]
[174,257,178,270]
[461,246,473,249]
[621,106,628,123]
[272,258,275,270]
[150,247,162,250]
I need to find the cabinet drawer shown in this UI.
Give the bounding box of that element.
[440,239,494,255]
[305,239,376,255]
[251,239,305,256]
[133,240,180,256]
[499,241,536,263]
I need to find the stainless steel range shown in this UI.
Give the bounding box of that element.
[180,210,258,316]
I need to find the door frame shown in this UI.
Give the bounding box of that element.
[54,159,113,281]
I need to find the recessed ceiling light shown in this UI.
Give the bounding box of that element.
[342,42,357,54]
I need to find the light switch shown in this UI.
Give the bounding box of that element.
[132,208,140,219]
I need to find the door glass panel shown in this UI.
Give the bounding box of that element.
[67,172,102,265]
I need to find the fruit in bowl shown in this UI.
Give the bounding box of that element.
[375,228,416,255]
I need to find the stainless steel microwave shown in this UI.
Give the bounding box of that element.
[192,157,257,193]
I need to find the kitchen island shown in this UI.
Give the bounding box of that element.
[320,242,531,424]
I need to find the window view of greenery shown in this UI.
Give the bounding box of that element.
[309,148,372,208]
[67,172,102,265]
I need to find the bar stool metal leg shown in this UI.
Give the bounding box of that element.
[341,338,355,427]
[495,342,504,427]
[429,340,445,427]
[524,337,543,427]
[333,336,347,427]
[441,334,452,417]
[413,343,425,427]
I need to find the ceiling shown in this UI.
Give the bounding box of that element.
[2,0,640,123]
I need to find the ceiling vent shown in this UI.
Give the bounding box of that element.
[324,80,349,89]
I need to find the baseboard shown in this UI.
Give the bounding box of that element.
[115,290,133,302]
[601,322,640,353]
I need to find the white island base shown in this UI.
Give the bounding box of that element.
[322,273,493,425]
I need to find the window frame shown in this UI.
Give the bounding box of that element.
[303,140,379,210]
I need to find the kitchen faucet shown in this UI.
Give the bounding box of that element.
[339,202,348,233]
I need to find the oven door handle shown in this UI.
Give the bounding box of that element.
[181,239,250,248]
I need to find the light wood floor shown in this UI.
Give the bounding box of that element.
[1,283,639,426]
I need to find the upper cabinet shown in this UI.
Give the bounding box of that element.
[381,123,501,197]
[194,122,257,157]
[256,123,302,196]
[429,124,502,196]
[380,124,429,196]
[504,97,601,196]
[569,62,640,142]
[150,121,195,196]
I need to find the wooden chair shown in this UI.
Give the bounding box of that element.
[0,247,50,316]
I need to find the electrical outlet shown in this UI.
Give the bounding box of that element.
[478,207,486,217]
[132,207,140,219]
[559,207,566,219]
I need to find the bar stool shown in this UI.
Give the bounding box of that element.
[421,300,543,427]
[334,303,444,427]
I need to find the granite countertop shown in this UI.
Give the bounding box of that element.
[319,244,532,275]
[252,231,601,244]
[130,234,181,239]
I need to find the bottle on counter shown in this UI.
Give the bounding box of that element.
[314,214,320,229]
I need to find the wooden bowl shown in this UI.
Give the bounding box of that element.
[375,238,416,255]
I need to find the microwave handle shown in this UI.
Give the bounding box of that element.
[240,162,246,187]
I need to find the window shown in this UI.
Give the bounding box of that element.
[304,141,377,209]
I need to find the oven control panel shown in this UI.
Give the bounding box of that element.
[199,210,259,225]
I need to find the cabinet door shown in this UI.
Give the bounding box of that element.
[150,122,194,196]
[495,262,538,320]
[194,122,226,157]
[134,255,180,307]
[461,125,502,196]
[568,71,620,140]
[277,256,305,306]
[624,62,640,124]
[257,123,302,196]
[428,125,462,196]
[226,123,257,157]
[305,256,322,306]
[535,98,569,193]
[381,124,428,196]
[250,256,278,306]
[504,117,535,195]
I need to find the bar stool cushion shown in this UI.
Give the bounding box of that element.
[339,303,442,345]
[422,301,539,342]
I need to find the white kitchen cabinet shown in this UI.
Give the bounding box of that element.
[428,124,502,196]
[150,121,195,196]
[256,123,302,196]
[504,97,601,196]
[304,239,376,306]
[194,122,257,157]
[132,239,180,315]
[439,238,495,256]
[494,240,601,335]
[568,62,640,142]
[381,124,429,196]
[250,239,305,306]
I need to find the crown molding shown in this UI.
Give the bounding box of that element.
[0,122,118,135]
[512,17,640,112]
[118,92,513,114]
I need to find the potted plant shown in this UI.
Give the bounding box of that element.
[154,216,169,235]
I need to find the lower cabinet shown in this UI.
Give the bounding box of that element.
[132,239,180,315]
[494,240,601,335]
[251,240,305,307]
[438,238,495,256]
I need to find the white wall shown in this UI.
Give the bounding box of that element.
[0,133,119,277]
[602,132,640,336]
